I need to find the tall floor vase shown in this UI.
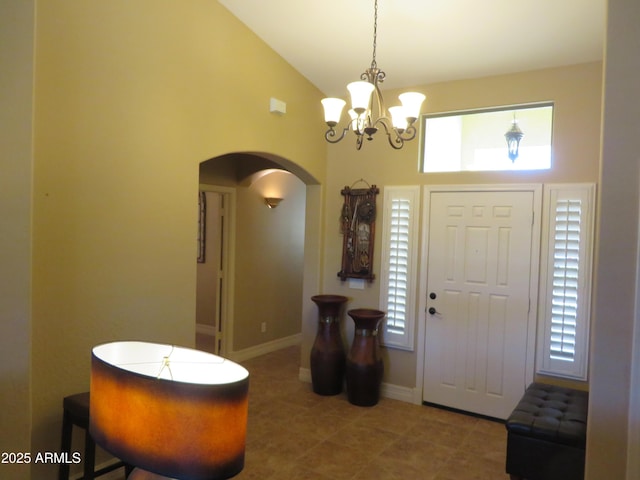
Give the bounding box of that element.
[346,308,385,406]
[310,295,349,395]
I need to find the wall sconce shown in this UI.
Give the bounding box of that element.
[90,341,249,480]
[265,197,283,209]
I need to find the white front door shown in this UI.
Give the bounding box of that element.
[422,189,537,419]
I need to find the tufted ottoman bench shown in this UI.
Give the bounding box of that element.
[505,383,588,480]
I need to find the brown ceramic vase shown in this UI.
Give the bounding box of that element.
[309,295,348,395]
[346,308,385,406]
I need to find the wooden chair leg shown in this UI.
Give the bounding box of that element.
[82,427,96,480]
[59,410,73,480]
[61,393,130,480]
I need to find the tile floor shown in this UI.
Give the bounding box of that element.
[234,346,510,480]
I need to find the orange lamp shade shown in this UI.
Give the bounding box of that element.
[89,341,249,480]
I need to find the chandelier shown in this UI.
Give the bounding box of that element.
[321,0,425,150]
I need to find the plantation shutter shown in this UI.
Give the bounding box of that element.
[380,186,419,350]
[550,199,581,361]
[386,198,410,334]
[537,184,595,380]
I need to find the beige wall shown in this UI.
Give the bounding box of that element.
[0,1,34,479]
[28,1,326,478]
[587,0,640,477]
[312,62,603,389]
[235,170,306,349]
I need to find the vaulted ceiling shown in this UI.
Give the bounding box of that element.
[219,0,606,97]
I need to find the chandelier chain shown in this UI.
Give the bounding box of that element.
[371,0,378,69]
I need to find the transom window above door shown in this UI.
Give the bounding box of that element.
[420,103,554,173]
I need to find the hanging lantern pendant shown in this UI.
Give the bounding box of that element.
[505,116,524,162]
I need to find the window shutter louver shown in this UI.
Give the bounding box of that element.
[380,187,419,350]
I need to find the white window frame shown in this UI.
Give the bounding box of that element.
[379,186,420,351]
[537,183,596,380]
[420,103,554,173]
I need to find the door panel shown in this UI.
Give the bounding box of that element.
[423,190,534,419]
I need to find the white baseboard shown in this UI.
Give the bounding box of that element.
[298,366,312,383]
[298,367,417,404]
[228,334,302,362]
[382,382,417,404]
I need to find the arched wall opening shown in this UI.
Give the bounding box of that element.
[196,151,322,364]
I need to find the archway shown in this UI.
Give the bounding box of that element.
[196,152,321,362]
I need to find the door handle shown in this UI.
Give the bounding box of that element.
[428,293,440,315]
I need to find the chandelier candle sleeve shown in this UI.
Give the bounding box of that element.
[89,341,249,480]
[349,109,365,134]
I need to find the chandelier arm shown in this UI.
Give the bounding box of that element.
[386,134,404,150]
[373,118,404,150]
[371,116,391,132]
[325,126,351,144]
[371,118,418,148]
[398,124,418,141]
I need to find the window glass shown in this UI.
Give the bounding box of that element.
[421,104,553,172]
